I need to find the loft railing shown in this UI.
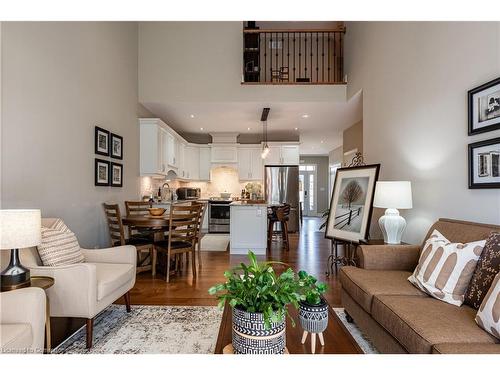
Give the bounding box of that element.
[242,27,346,84]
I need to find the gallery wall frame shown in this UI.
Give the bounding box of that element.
[468,137,500,189]
[468,77,500,135]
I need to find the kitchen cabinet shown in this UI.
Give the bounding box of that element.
[230,203,268,255]
[264,143,300,166]
[211,145,238,163]
[177,142,187,178]
[199,147,211,181]
[238,147,263,181]
[166,132,177,168]
[139,119,170,176]
[185,145,200,180]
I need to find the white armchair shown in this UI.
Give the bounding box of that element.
[13,218,137,349]
[0,287,46,353]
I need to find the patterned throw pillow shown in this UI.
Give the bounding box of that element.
[475,272,500,339]
[408,229,486,306]
[37,219,85,266]
[464,232,500,309]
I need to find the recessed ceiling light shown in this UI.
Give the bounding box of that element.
[294,127,298,131]
[247,127,251,131]
[320,140,324,144]
[190,114,195,118]
[301,114,309,119]
[200,127,204,131]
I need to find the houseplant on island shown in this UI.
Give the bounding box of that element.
[208,251,327,354]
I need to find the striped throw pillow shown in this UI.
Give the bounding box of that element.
[37,219,85,266]
[476,272,500,339]
[408,229,486,306]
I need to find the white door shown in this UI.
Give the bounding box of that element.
[299,165,317,216]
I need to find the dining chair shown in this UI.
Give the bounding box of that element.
[124,201,159,240]
[154,204,201,283]
[103,203,156,276]
[267,203,291,252]
[190,201,206,269]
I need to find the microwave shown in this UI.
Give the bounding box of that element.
[176,187,201,200]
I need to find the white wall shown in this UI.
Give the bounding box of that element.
[345,22,500,244]
[1,22,140,248]
[139,22,347,104]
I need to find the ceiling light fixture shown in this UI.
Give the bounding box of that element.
[320,140,324,143]
[190,114,195,118]
[302,114,309,119]
[260,107,270,159]
[247,127,251,131]
[294,127,298,131]
[200,127,204,131]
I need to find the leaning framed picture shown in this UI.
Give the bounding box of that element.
[110,133,123,160]
[110,162,123,187]
[325,164,380,242]
[468,137,500,189]
[95,126,110,156]
[468,77,500,135]
[95,158,110,186]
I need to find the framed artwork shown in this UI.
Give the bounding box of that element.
[95,158,110,186]
[325,164,380,243]
[110,162,123,187]
[468,137,500,189]
[110,133,123,160]
[95,126,110,156]
[468,77,500,135]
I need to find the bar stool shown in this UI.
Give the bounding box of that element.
[267,204,291,251]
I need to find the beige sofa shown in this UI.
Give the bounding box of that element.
[340,218,500,354]
[0,218,137,349]
[0,287,46,353]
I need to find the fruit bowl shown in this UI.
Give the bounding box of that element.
[147,208,166,216]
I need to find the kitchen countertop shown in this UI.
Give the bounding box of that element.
[230,201,268,206]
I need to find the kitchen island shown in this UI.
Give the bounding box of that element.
[229,201,268,255]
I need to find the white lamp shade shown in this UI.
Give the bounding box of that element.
[0,209,41,249]
[373,181,413,209]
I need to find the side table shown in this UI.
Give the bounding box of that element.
[30,276,55,353]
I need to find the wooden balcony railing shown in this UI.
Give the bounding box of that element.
[242,27,346,85]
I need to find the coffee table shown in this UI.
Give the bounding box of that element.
[214,302,363,354]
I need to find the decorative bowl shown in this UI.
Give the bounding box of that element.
[147,208,166,216]
[220,192,231,199]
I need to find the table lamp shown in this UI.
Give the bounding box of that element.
[0,209,41,291]
[373,181,412,244]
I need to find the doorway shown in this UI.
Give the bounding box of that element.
[299,165,317,216]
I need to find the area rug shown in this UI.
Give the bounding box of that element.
[53,305,223,354]
[332,307,379,354]
[200,234,229,252]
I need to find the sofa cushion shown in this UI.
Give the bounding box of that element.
[340,266,427,314]
[432,343,500,354]
[37,219,85,266]
[408,229,486,306]
[464,232,500,309]
[95,263,135,301]
[372,295,498,354]
[0,323,32,351]
[475,272,500,339]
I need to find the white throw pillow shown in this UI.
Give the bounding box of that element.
[37,219,85,266]
[408,229,486,306]
[476,272,500,339]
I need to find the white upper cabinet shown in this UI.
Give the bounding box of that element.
[238,147,263,181]
[211,145,238,163]
[166,132,177,168]
[199,147,211,181]
[140,119,169,176]
[264,143,300,166]
[177,141,187,178]
[185,145,200,180]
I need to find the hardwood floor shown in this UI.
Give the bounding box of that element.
[51,217,357,353]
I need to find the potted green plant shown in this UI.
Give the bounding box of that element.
[208,251,303,354]
[297,271,329,340]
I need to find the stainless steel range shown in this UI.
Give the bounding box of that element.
[208,198,232,233]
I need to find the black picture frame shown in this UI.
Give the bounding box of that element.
[325,164,380,243]
[110,133,123,160]
[95,126,110,156]
[468,77,500,135]
[110,162,123,187]
[468,137,500,189]
[95,158,110,186]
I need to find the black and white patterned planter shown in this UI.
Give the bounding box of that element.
[231,307,286,354]
[299,299,329,333]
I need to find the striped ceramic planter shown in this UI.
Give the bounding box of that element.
[299,299,329,333]
[231,307,286,354]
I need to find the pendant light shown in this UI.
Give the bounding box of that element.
[261,107,270,159]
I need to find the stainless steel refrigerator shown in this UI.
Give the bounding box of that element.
[264,165,300,232]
